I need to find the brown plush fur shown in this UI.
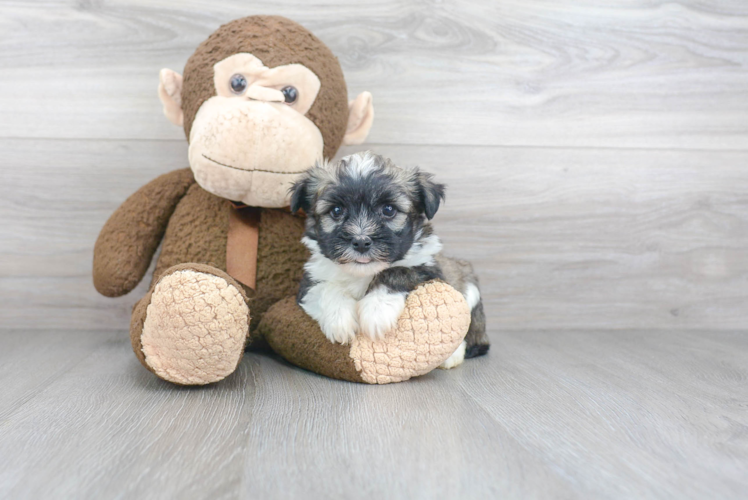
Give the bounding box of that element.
[112,169,311,346]
[147,178,309,336]
[152,179,228,282]
[93,168,195,297]
[252,209,309,332]
[116,175,289,342]
[181,15,348,160]
[257,296,363,382]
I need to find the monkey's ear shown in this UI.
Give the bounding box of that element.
[289,175,312,214]
[158,68,184,127]
[416,171,446,220]
[342,92,374,146]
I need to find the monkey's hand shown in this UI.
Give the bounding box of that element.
[357,287,407,341]
[93,168,195,297]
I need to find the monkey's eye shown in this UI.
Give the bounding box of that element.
[329,206,345,220]
[382,205,397,218]
[230,74,248,95]
[281,86,298,104]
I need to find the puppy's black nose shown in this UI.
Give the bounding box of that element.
[351,236,373,253]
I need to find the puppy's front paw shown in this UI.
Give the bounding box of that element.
[319,306,359,345]
[357,287,407,341]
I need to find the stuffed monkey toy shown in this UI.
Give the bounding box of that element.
[93,16,470,385]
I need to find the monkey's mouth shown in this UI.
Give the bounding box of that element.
[201,154,308,175]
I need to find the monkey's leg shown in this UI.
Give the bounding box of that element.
[130,263,250,385]
[257,281,470,384]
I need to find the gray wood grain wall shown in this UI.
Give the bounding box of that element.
[1,0,747,331]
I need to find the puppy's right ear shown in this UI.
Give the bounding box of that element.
[289,174,312,214]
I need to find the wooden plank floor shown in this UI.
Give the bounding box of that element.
[0,329,746,499]
[1,0,747,498]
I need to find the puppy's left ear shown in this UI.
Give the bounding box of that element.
[416,171,446,220]
[289,175,313,214]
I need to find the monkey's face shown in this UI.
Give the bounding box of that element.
[187,54,324,207]
[157,16,375,208]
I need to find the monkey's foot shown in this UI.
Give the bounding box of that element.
[137,267,249,385]
[349,281,470,384]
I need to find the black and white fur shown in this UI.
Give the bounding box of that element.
[290,152,489,369]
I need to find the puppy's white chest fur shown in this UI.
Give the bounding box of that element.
[300,237,407,344]
[302,237,374,298]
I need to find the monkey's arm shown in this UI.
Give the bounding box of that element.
[93,168,195,297]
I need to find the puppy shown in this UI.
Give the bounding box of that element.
[289,151,489,368]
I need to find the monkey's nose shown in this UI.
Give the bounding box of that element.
[244,85,284,103]
[351,236,373,253]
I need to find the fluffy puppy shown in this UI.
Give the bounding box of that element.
[290,152,489,368]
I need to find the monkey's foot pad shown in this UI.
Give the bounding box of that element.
[141,269,249,385]
[350,281,470,384]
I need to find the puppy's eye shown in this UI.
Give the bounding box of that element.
[230,74,248,94]
[329,206,344,220]
[382,205,397,218]
[281,86,298,104]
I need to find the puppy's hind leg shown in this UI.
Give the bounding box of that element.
[464,299,489,358]
[439,291,489,369]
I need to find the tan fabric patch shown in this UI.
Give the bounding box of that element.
[349,281,470,384]
[141,269,249,385]
[93,168,196,298]
[226,206,260,290]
